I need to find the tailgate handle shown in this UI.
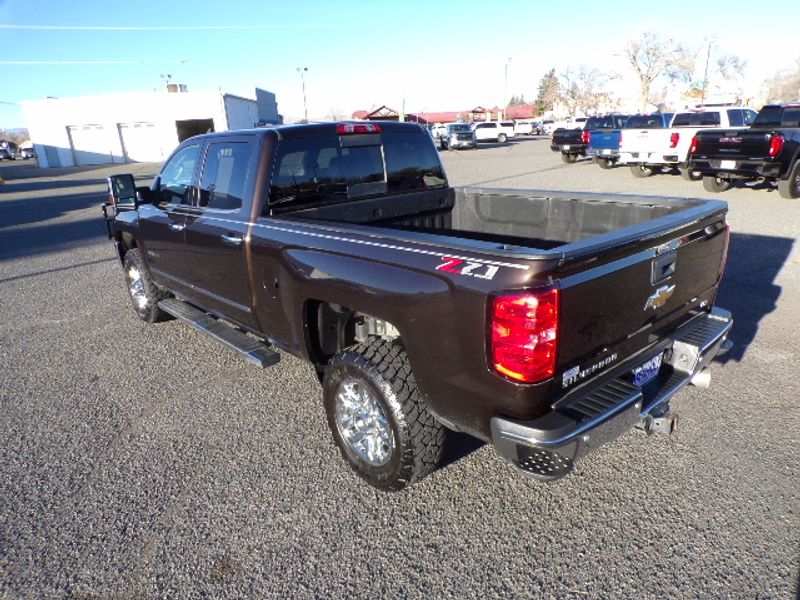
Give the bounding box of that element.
[652,250,677,284]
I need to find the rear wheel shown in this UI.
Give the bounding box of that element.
[323,339,445,491]
[497,133,507,143]
[597,157,615,169]
[562,153,578,164]
[777,161,800,199]
[681,167,703,181]
[123,248,169,323]
[702,175,731,193]
[631,164,655,178]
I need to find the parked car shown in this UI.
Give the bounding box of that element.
[689,103,800,197]
[585,114,630,168]
[619,108,757,180]
[472,121,516,143]
[18,144,34,160]
[539,120,556,135]
[0,140,19,160]
[101,120,733,491]
[439,123,476,150]
[514,120,535,136]
[430,124,447,140]
[550,116,611,163]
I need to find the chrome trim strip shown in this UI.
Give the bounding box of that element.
[560,248,655,288]
[150,268,252,314]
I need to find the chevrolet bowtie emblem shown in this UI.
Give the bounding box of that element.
[644,284,676,311]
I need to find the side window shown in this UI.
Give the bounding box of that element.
[743,110,757,126]
[198,141,253,211]
[782,109,800,127]
[157,144,200,205]
[727,110,744,127]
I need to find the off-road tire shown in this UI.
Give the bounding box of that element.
[777,161,800,199]
[123,248,169,323]
[323,339,445,491]
[681,167,703,181]
[598,157,615,169]
[562,153,578,163]
[703,175,731,193]
[631,164,655,178]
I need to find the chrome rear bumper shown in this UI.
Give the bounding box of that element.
[491,307,733,481]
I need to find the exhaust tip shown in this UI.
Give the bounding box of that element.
[690,369,711,388]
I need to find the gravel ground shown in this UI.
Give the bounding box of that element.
[0,140,798,599]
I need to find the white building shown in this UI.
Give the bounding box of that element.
[20,87,280,168]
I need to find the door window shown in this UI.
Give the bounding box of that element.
[198,141,253,211]
[156,144,200,205]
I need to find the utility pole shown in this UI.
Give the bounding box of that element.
[297,67,308,122]
[701,39,713,106]
[503,58,512,120]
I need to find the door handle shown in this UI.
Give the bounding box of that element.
[169,222,186,231]
[220,233,243,245]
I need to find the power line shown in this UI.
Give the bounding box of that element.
[0,23,366,31]
[0,60,188,65]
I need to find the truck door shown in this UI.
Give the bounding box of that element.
[180,136,258,328]
[138,142,202,295]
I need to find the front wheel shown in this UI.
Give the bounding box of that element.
[681,167,703,181]
[323,339,445,491]
[123,248,169,323]
[703,175,731,193]
[562,153,578,164]
[630,164,656,178]
[777,161,800,199]
[597,157,615,169]
[497,133,507,143]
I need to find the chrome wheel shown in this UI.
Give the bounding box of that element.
[127,267,148,311]
[334,378,393,466]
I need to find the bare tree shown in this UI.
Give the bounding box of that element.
[625,31,695,112]
[763,57,800,103]
[558,67,618,116]
[716,54,747,81]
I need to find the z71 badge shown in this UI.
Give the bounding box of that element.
[436,257,499,280]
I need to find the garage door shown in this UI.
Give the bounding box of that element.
[119,122,165,163]
[67,124,115,166]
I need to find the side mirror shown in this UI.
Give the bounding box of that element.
[107,174,138,209]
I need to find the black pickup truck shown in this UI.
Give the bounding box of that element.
[689,103,800,198]
[550,118,594,163]
[103,121,732,491]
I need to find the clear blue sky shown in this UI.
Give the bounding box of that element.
[1,0,798,128]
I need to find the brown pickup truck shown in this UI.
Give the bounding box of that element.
[103,121,733,491]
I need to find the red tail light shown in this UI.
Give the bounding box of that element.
[670,132,680,148]
[618,132,623,146]
[689,135,699,154]
[337,122,382,135]
[581,131,591,144]
[768,134,785,157]
[490,289,559,384]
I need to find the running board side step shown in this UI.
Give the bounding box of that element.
[158,298,280,368]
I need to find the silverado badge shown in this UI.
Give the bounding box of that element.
[644,284,676,311]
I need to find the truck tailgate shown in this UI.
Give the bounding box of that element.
[554,212,728,394]
[552,129,583,145]
[694,129,771,158]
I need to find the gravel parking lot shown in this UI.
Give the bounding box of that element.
[1,138,798,599]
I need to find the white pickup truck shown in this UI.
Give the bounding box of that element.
[619,108,758,180]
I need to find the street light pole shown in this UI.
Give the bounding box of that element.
[701,39,714,106]
[503,58,512,120]
[297,67,308,122]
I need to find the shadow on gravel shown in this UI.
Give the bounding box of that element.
[715,232,794,363]
[0,192,108,261]
[439,431,485,470]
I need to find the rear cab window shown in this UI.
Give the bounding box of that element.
[268,130,446,212]
[672,112,721,127]
[625,114,668,129]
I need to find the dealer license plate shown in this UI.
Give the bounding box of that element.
[720,160,736,170]
[631,353,663,387]
[602,149,612,155]
[563,145,571,150]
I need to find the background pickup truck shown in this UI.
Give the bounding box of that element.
[549,117,598,163]
[689,103,800,198]
[621,108,758,181]
[585,114,630,169]
[103,121,733,491]
[617,113,675,177]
